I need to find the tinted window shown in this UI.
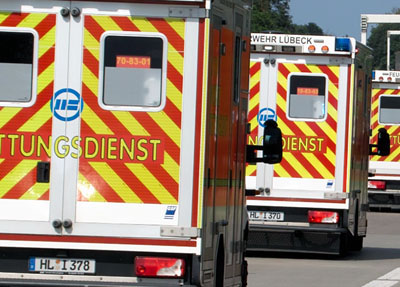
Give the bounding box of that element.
[288,74,327,120]
[101,35,164,108]
[0,31,34,102]
[379,95,400,124]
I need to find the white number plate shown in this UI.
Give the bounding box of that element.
[248,211,284,221]
[29,257,95,274]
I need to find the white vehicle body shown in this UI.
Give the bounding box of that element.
[246,33,373,254]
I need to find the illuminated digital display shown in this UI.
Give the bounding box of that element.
[116,55,151,68]
[297,87,319,96]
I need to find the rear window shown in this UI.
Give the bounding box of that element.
[287,73,328,121]
[379,95,400,125]
[98,32,167,112]
[0,28,38,106]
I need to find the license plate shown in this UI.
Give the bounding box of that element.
[29,257,95,274]
[248,211,284,221]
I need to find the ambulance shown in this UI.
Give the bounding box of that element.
[0,0,272,285]
[369,70,400,210]
[246,33,389,255]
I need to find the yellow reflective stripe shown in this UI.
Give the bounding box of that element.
[168,44,184,76]
[161,153,179,183]
[148,112,181,147]
[82,104,114,135]
[0,13,11,24]
[78,172,106,202]
[125,163,177,204]
[112,112,150,136]
[0,160,37,198]
[318,121,336,144]
[89,162,143,203]
[37,62,54,94]
[304,153,333,178]
[283,63,301,73]
[0,108,21,129]
[92,15,121,32]
[18,101,51,132]
[294,121,316,137]
[38,26,56,58]
[245,165,256,177]
[166,78,182,112]
[20,183,49,200]
[249,117,258,133]
[17,13,47,28]
[82,64,98,95]
[131,17,157,32]
[82,65,113,135]
[166,18,185,40]
[84,28,100,61]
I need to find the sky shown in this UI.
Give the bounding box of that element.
[289,0,400,42]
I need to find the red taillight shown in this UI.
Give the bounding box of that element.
[368,180,386,190]
[135,257,185,278]
[308,210,339,224]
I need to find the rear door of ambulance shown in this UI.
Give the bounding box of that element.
[248,49,352,209]
[0,1,201,247]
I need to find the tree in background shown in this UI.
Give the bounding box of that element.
[367,9,400,70]
[251,0,324,35]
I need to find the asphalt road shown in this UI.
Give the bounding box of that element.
[247,211,400,287]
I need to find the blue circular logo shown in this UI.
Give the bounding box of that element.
[257,108,277,128]
[50,88,83,122]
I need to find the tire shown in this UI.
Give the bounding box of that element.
[241,259,248,287]
[348,235,363,251]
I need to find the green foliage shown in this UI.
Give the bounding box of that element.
[251,0,324,35]
[367,23,400,70]
[367,8,400,70]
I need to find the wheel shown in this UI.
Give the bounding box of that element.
[241,259,248,287]
[348,235,363,251]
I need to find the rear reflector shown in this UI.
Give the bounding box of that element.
[308,210,339,224]
[135,257,185,278]
[368,180,386,190]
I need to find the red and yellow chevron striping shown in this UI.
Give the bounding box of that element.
[370,87,400,162]
[0,12,56,201]
[274,63,339,179]
[246,61,261,177]
[78,15,185,204]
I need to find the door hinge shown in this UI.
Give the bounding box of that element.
[160,227,200,238]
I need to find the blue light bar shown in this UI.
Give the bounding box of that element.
[372,70,376,80]
[335,38,351,52]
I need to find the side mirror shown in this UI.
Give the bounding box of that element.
[246,119,283,164]
[369,128,390,156]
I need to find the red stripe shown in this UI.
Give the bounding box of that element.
[83,49,99,78]
[0,160,23,184]
[191,19,205,227]
[274,156,301,178]
[80,84,133,136]
[84,16,105,41]
[372,89,387,103]
[0,234,197,247]
[0,13,28,27]
[318,65,339,86]
[37,47,55,76]
[342,65,352,193]
[133,113,181,164]
[79,162,124,203]
[108,162,161,204]
[146,165,179,200]
[149,18,185,55]
[250,62,260,76]
[1,83,53,131]
[2,169,36,199]
[34,14,56,39]
[278,63,290,78]
[167,61,183,93]
[249,82,260,100]
[38,190,49,200]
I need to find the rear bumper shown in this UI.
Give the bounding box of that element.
[247,224,347,255]
[368,190,400,210]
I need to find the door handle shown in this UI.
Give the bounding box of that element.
[52,219,62,228]
[63,219,73,229]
